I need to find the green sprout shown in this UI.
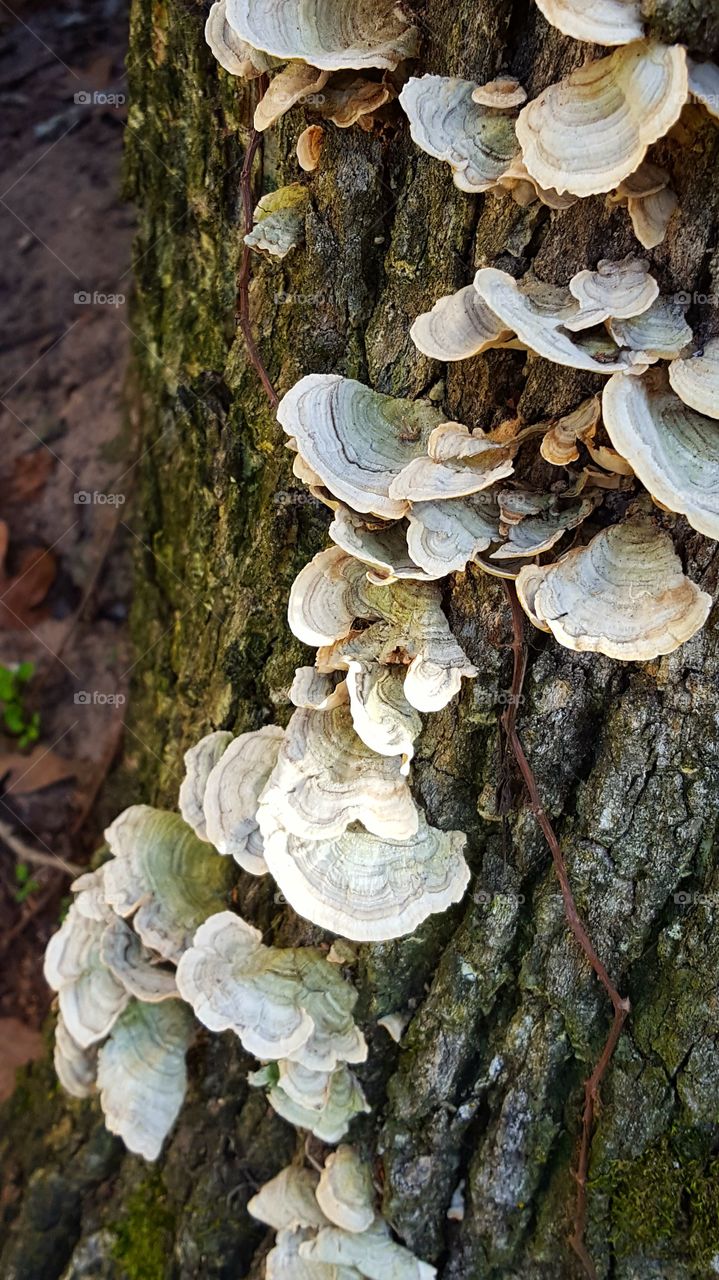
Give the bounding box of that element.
[14,863,40,904]
[0,661,40,748]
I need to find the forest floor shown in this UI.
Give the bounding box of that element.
[0,0,133,1097]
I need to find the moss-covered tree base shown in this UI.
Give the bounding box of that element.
[3,1,719,1276]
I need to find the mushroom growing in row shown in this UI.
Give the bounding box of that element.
[205,0,417,134]
[42,812,226,1159]
[248,1150,437,1279]
[176,910,369,1140]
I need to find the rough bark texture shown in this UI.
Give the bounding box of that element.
[3,2,719,1278]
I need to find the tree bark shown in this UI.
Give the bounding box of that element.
[3,2,719,1278]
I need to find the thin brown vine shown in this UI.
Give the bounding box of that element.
[501,580,630,1280]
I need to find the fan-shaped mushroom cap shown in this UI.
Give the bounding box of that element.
[516,42,688,197]
[540,396,600,465]
[277,1058,335,1110]
[472,269,635,372]
[317,1146,375,1233]
[266,1225,358,1280]
[314,74,393,127]
[178,730,233,841]
[201,726,284,874]
[225,0,418,70]
[603,368,719,538]
[103,807,235,963]
[668,339,719,419]
[611,161,669,202]
[607,296,692,359]
[516,517,712,659]
[288,547,477,714]
[277,375,443,520]
[290,666,349,711]
[565,256,659,332]
[406,494,499,575]
[255,64,330,131]
[204,0,277,77]
[71,865,110,921]
[247,1166,328,1231]
[44,903,129,1049]
[345,661,422,775]
[471,75,527,109]
[389,423,516,501]
[493,155,578,210]
[300,1217,437,1280]
[54,1014,98,1099]
[410,284,510,361]
[399,76,519,193]
[688,59,719,120]
[297,124,325,172]
[100,917,179,1004]
[627,185,678,250]
[490,497,595,560]
[261,806,469,942]
[176,911,366,1069]
[329,507,439,583]
[257,702,417,841]
[534,0,643,45]
[245,185,309,258]
[96,1000,192,1161]
[251,1060,370,1143]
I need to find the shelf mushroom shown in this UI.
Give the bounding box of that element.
[225,0,419,71]
[668,338,719,419]
[96,1000,193,1162]
[200,726,285,873]
[603,368,719,538]
[250,1060,370,1143]
[247,1166,329,1231]
[316,1145,375,1233]
[398,76,519,193]
[176,910,367,1071]
[515,517,711,659]
[533,0,644,45]
[43,898,129,1049]
[288,547,478,715]
[259,803,470,942]
[278,375,443,520]
[472,269,643,373]
[515,42,688,197]
[410,283,510,362]
[103,806,235,963]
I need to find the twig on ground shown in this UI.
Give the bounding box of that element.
[237,76,279,411]
[501,580,630,1280]
[0,817,82,876]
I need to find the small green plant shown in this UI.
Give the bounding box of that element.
[14,863,40,904]
[0,661,40,748]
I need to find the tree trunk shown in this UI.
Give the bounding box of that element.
[3,2,719,1277]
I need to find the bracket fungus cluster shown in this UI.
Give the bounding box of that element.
[248,1149,437,1279]
[399,17,719,246]
[43,806,233,1158]
[177,911,369,1140]
[205,0,417,139]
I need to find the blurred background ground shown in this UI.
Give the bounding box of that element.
[0,0,134,1094]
